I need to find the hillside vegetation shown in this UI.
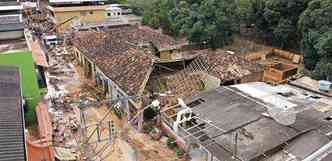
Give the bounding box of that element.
[128,0,332,80]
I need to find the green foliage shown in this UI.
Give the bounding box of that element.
[299,0,332,79]
[175,147,185,157]
[166,137,177,149]
[175,0,239,48]
[140,0,174,29]
[311,60,332,80]
[237,0,252,24]
[40,88,48,96]
[133,0,239,48]
[249,0,310,48]
[0,51,41,126]
[314,31,332,58]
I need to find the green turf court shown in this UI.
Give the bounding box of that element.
[0,51,41,125]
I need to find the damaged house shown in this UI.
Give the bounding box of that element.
[154,49,263,107]
[70,25,263,129]
[70,25,187,128]
[161,82,332,161]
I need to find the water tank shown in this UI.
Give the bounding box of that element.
[319,80,332,92]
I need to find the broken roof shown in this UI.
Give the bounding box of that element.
[178,82,332,161]
[103,25,186,50]
[71,26,186,97]
[0,65,26,161]
[72,31,157,96]
[97,48,155,96]
[196,50,263,82]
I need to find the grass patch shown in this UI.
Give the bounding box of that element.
[0,51,41,126]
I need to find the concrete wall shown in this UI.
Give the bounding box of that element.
[241,71,264,83]
[0,30,24,40]
[160,49,179,60]
[263,64,298,84]
[53,8,107,32]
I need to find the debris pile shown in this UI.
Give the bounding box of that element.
[26,13,55,34]
[44,46,82,159]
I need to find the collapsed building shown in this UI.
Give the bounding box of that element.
[69,25,263,129]
[70,25,188,128]
[245,47,302,84]
[161,82,332,161]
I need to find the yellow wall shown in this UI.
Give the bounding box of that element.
[160,49,179,60]
[52,7,108,32]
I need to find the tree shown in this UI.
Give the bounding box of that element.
[178,0,239,48]
[140,0,173,29]
[312,59,332,80]
[299,0,332,79]
[237,0,253,25]
[249,0,311,48]
[131,0,239,48]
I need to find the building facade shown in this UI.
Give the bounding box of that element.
[47,5,109,32]
[0,0,24,40]
[47,0,131,32]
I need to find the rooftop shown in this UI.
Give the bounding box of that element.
[72,25,179,55]
[0,1,20,7]
[0,65,26,161]
[290,76,332,97]
[47,4,108,12]
[72,30,157,96]
[196,50,263,82]
[72,26,189,96]
[169,82,332,161]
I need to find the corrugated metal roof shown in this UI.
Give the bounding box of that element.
[0,65,26,161]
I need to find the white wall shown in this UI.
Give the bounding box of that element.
[0,30,24,40]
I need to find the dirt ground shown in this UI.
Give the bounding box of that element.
[82,106,185,161]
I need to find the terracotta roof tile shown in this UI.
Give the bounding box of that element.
[98,49,155,96]
[199,50,263,82]
[72,30,157,96]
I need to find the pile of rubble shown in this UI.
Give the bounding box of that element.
[47,47,79,98]
[26,13,55,34]
[43,46,82,158]
[50,97,80,147]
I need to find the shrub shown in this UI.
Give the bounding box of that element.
[166,137,177,149]
[175,147,185,157]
